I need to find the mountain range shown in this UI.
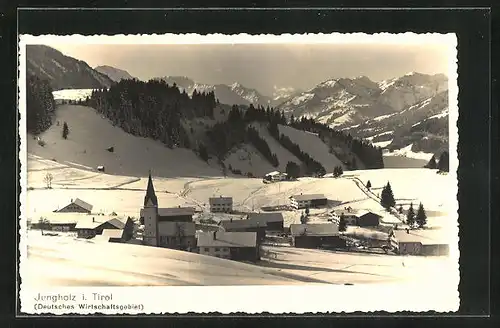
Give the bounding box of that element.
[94,65,135,82]
[25,44,449,156]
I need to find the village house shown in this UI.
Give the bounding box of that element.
[54,198,93,214]
[393,229,450,256]
[289,193,328,209]
[197,231,260,262]
[75,216,133,239]
[333,209,383,227]
[141,172,196,250]
[263,171,288,182]
[30,212,88,232]
[246,212,284,232]
[209,196,233,213]
[290,223,346,249]
[94,229,126,243]
[219,218,267,242]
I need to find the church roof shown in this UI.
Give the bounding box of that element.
[144,171,158,207]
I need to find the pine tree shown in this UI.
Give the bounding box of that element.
[62,122,69,139]
[416,202,427,228]
[406,203,416,227]
[338,213,347,232]
[366,180,372,189]
[380,182,396,210]
[425,155,437,169]
[438,151,450,172]
[398,205,403,214]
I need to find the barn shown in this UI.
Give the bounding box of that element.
[75,216,133,239]
[55,198,93,214]
[290,223,345,249]
[197,231,260,262]
[246,212,284,232]
[220,219,267,242]
[394,229,450,256]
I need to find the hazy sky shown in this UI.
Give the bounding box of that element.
[49,43,450,95]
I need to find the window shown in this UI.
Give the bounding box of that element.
[215,248,220,252]
[204,248,209,252]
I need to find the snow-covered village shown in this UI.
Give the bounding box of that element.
[21,37,457,288]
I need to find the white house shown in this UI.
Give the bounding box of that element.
[264,171,288,182]
[196,231,260,262]
[289,193,328,209]
[209,196,233,213]
[141,172,196,250]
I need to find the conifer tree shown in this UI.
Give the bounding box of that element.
[438,151,450,172]
[62,122,69,139]
[338,213,347,232]
[380,182,396,210]
[398,205,404,214]
[406,202,416,227]
[366,180,372,189]
[425,155,437,169]
[416,202,427,228]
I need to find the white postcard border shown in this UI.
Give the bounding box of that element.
[18,32,460,315]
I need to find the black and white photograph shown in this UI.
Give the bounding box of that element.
[18,32,459,314]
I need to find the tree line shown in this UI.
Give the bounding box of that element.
[26,74,56,135]
[289,116,384,169]
[425,151,450,172]
[267,122,326,176]
[85,79,217,149]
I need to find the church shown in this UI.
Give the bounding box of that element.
[141,172,197,251]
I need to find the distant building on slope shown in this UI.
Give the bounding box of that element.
[209,196,233,213]
[393,229,449,256]
[263,171,288,182]
[289,193,328,209]
[141,172,196,251]
[197,231,260,262]
[55,198,93,214]
[332,209,383,227]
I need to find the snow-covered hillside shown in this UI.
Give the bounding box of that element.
[272,86,301,105]
[52,89,96,102]
[278,124,344,171]
[28,104,223,178]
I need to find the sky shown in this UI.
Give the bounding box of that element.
[49,43,451,96]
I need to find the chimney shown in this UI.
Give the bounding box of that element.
[406,228,409,234]
[230,218,233,223]
[92,217,95,223]
[71,198,73,202]
[213,231,217,240]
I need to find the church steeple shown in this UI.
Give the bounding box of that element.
[144,170,158,207]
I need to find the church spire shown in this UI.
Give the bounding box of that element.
[144,170,158,207]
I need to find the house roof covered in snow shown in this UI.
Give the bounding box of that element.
[36,212,89,225]
[101,229,124,239]
[158,207,196,217]
[56,198,93,212]
[197,231,257,248]
[393,229,450,245]
[265,171,282,176]
[290,193,327,201]
[75,216,127,230]
[290,223,339,236]
[220,219,268,230]
[247,212,284,223]
[158,221,196,237]
[209,196,233,204]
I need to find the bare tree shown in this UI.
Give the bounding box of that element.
[38,217,51,235]
[43,172,53,189]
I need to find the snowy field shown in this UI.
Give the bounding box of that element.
[52,89,95,102]
[23,230,456,287]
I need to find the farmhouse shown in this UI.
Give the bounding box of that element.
[197,231,260,262]
[290,223,345,249]
[246,212,284,232]
[54,198,93,214]
[94,229,126,243]
[264,171,288,182]
[393,229,450,256]
[334,209,383,227]
[289,193,328,209]
[219,219,266,242]
[141,172,196,250]
[30,213,86,232]
[75,216,133,239]
[209,196,233,213]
